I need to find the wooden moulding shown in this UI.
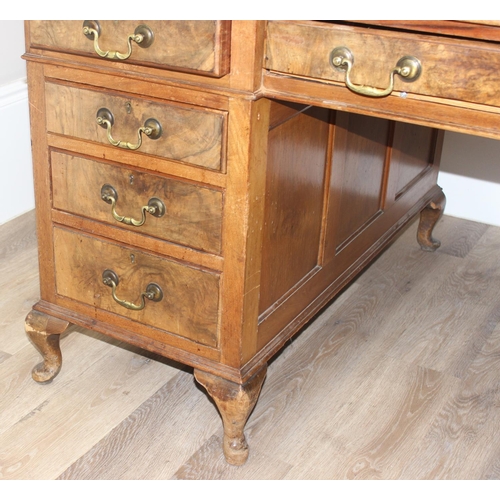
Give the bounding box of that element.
[262,73,500,141]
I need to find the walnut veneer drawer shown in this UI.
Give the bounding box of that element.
[29,20,231,77]
[51,152,223,254]
[265,21,500,107]
[45,81,226,171]
[53,227,220,347]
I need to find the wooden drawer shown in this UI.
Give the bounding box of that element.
[53,227,220,347]
[265,21,500,107]
[45,81,226,171]
[51,151,223,254]
[28,20,231,77]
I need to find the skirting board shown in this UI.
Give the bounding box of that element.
[0,78,34,226]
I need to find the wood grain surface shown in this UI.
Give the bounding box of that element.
[2,211,500,479]
[52,226,220,347]
[28,21,231,76]
[45,81,226,171]
[51,151,223,254]
[265,21,500,107]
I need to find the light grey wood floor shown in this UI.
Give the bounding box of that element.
[1,210,500,480]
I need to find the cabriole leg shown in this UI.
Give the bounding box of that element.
[417,189,446,252]
[25,310,70,383]
[194,365,267,466]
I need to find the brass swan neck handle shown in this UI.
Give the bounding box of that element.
[330,46,422,98]
[102,269,163,311]
[83,20,154,60]
[100,184,166,227]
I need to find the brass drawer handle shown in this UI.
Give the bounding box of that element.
[101,184,166,227]
[96,108,162,150]
[102,269,163,311]
[83,21,154,60]
[330,47,421,98]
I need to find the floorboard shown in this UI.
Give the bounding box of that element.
[1,211,500,479]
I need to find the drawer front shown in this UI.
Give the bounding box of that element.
[51,152,223,254]
[29,20,231,77]
[265,21,500,108]
[53,227,220,347]
[45,81,226,171]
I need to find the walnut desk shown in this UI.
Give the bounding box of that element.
[23,21,500,465]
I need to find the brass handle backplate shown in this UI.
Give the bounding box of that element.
[102,269,163,311]
[96,108,162,150]
[101,184,166,227]
[330,46,422,98]
[83,20,154,60]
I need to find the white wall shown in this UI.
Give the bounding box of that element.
[438,132,500,227]
[0,20,33,225]
[0,20,26,85]
[0,21,499,227]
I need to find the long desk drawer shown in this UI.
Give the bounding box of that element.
[45,81,226,171]
[28,20,231,77]
[265,21,500,108]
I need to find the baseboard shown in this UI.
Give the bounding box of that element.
[0,77,28,108]
[437,171,500,227]
[0,78,34,226]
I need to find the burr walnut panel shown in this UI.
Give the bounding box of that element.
[28,20,231,77]
[265,21,500,108]
[44,81,226,171]
[53,227,220,347]
[51,151,223,254]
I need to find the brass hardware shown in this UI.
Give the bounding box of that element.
[102,269,163,311]
[96,108,162,150]
[330,47,422,98]
[101,183,166,227]
[83,21,154,60]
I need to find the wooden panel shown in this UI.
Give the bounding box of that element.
[258,104,330,315]
[327,112,389,255]
[45,81,226,171]
[28,21,231,77]
[256,110,442,354]
[53,227,220,347]
[265,21,500,108]
[51,151,223,254]
[389,122,437,201]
